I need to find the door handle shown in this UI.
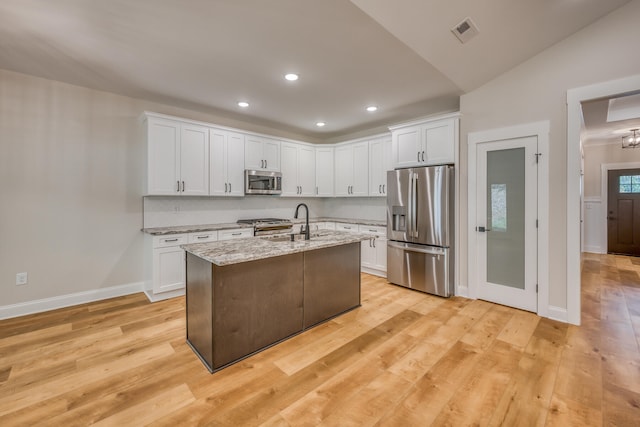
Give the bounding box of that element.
[476,226,491,232]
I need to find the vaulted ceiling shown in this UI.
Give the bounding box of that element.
[0,0,631,139]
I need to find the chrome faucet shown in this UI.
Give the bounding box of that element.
[294,203,310,240]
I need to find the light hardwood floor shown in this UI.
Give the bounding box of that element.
[1,253,639,426]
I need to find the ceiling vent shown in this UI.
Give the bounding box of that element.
[451,17,479,44]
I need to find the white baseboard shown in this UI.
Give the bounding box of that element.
[583,246,605,254]
[361,267,386,278]
[144,288,185,303]
[0,281,145,320]
[547,305,569,323]
[454,285,470,298]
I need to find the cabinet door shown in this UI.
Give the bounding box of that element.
[334,145,353,196]
[147,118,180,195]
[226,132,245,196]
[369,138,391,197]
[153,246,185,293]
[298,145,316,196]
[361,238,376,269]
[209,129,227,196]
[280,143,299,196]
[423,119,455,165]
[351,142,369,196]
[315,146,334,197]
[244,135,264,170]
[180,124,209,195]
[392,125,422,168]
[262,138,281,171]
[374,236,387,271]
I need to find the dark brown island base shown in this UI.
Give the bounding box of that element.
[182,231,368,373]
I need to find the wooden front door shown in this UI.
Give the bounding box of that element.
[607,168,640,256]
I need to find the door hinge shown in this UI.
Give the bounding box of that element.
[535,153,542,163]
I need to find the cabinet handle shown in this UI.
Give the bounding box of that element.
[316,186,318,195]
[369,229,377,232]
[164,238,178,242]
[344,226,351,229]
[229,183,231,192]
[182,181,185,192]
[265,160,267,168]
[232,232,241,236]
[379,184,382,194]
[373,238,376,248]
[369,238,372,248]
[422,151,425,162]
[225,183,228,193]
[417,152,420,162]
[176,181,180,192]
[196,235,209,239]
[383,184,385,194]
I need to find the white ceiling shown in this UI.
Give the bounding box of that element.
[0,0,631,140]
[581,92,640,146]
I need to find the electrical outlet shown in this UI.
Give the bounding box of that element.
[16,272,28,286]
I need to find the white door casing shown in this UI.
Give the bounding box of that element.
[467,121,549,318]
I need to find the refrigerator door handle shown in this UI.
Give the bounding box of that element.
[388,241,446,256]
[411,172,418,238]
[407,172,414,238]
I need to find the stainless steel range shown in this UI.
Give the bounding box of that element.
[237,218,293,236]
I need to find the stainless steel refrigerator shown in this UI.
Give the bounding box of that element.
[387,165,454,297]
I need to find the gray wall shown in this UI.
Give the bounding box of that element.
[459,1,640,309]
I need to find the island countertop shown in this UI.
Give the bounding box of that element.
[181,230,371,266]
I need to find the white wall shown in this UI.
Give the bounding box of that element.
[0,67,388,311]
[460,0,640,310]
[0,69,323,308]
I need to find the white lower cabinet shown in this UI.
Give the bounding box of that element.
[358,225,387,277]
[332,223,387,276]
[218,228,253,240]
[145,230,220,302]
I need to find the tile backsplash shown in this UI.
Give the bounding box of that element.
[143,196,386,228]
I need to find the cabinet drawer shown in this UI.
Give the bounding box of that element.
[188,231,218,243]
[218,228,253,240]
[335,223,358,232]
[153,234,188,248]
[358,225,386,236]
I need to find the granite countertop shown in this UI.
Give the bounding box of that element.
[143,218,385,235]
[182,230,371,266]
[142,222,253,236]
[292,217,386,227]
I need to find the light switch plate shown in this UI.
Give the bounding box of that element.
[16,272,28,285]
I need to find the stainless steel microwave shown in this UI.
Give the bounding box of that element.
[245,170,282,195]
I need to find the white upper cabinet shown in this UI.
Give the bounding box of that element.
[315,146,334,197]
[368,135,392,197]
[245,135,280,171]
[146,115,209,196]
[280,142,316,197]
[335,141,369,197]
[390,115,458,168]
[209,128,245,197]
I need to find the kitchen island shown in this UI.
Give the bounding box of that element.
[182,230,370,372]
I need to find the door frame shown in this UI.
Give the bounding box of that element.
[567,73,640,325]
[467,121,549,318]
[600,162,640,254]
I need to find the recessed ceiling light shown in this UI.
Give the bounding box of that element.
[237,101,249,108]
[366,106,378,112]
[316,122,326,127]
[284,73,299,81]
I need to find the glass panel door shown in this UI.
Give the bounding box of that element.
[476,136,538,312]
